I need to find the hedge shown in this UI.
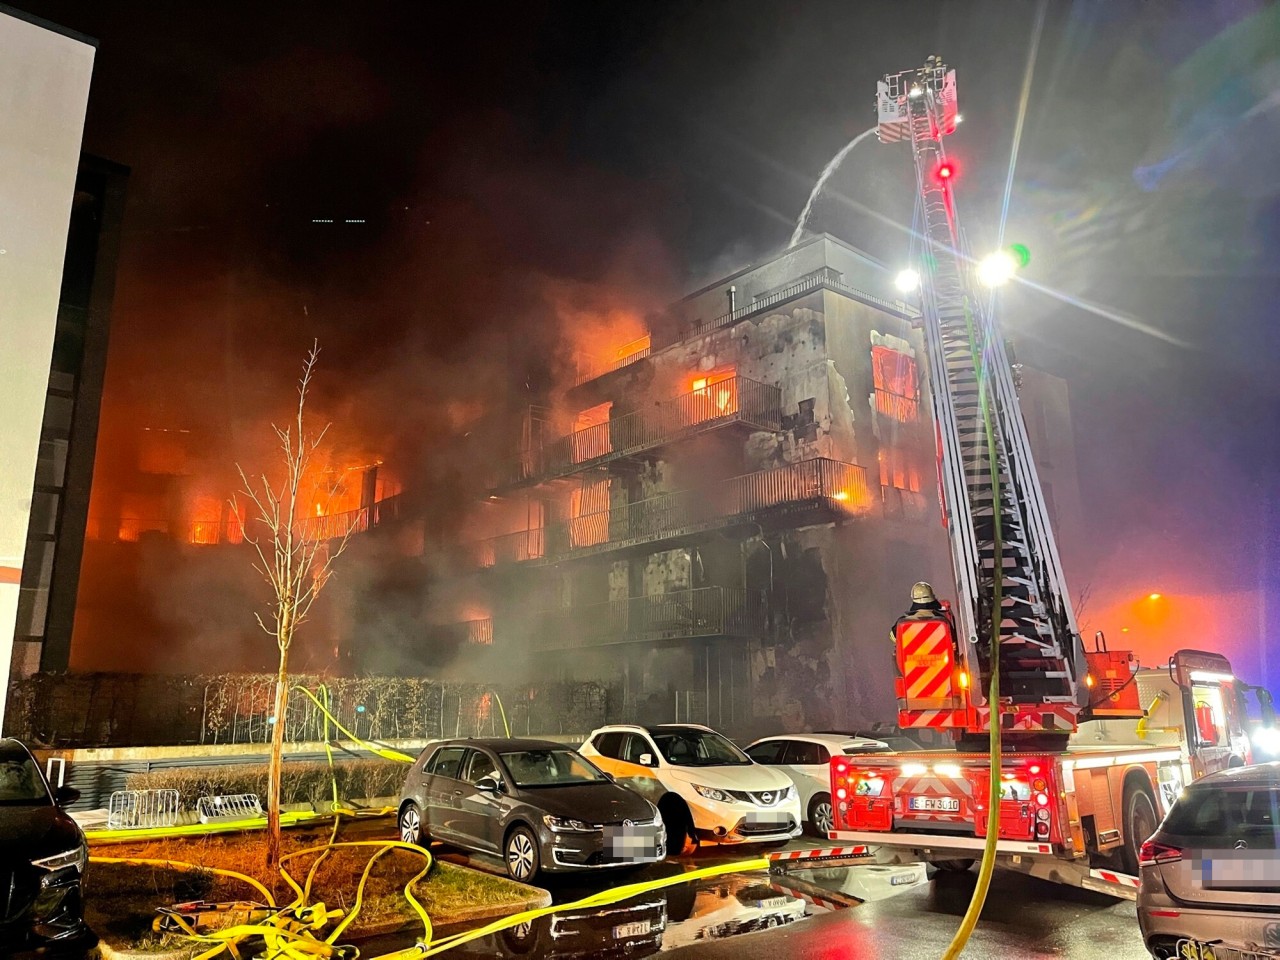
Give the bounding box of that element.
[124,758,408,810]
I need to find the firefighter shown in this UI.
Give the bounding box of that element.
[891,582,959,661]
[892,581,948,636]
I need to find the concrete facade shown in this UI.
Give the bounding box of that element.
[445,236,952,739]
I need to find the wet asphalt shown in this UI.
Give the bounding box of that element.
[355,836,1154,960]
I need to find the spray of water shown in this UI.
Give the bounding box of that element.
[788,126,879,248]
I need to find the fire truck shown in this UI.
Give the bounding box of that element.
[821,59,1255,900]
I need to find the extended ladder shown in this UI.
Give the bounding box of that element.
[885,61,1088,734]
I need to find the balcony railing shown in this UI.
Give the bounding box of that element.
[464,527,546,569]
[572,336,652,387]
[468,457,869,567]
[567,269,917,392]
[529,587,754,651]
[505,376,782,487]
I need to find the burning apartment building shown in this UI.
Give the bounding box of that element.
[434,234,952,737]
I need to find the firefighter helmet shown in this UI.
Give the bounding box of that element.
[910,582,938,605]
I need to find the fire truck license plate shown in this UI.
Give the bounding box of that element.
[909,796,960,813]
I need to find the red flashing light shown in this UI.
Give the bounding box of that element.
[1028,764,1042,775]
[836,763,848,774]
[936,161,956,182]
[1138,840,1183,866]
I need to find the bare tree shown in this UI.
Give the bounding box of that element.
[235,342,355,868]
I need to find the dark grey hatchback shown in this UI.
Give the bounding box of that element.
[398,738,666,882]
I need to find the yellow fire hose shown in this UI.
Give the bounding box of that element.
[92,683,766,958]
[937,299,1006,959]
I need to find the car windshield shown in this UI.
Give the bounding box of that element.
[1162,784,1279,850]
[0,755,49,805]
[652,729,751,766]
[499,750,607,787]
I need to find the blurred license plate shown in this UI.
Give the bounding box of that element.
[890,873,917,886]
[753,896,790,909]
[613,920,651,938]
[909,796,959,812]
[1205,856,1280,889]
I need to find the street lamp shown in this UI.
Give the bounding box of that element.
[894,268,921,293]
[977,250,1017,287]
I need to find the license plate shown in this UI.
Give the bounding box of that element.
[613,920,652,939]
[1204,855,1280,890]
[752,896,791,909]
[890,873,917,886]
[909,796,960,812]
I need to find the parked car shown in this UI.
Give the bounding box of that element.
[397,738,665,882]
[744,733,890,836]
[580,724,802,853]
[0,737,90,950]
[1137,762,1280,960]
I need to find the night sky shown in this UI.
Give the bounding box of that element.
[16,1,1280,686]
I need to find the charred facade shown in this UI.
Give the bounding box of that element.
[434,235,951,738]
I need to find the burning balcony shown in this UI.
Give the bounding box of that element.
[467,457,870,568]
[529,587,755,652]
[501,375,783,489]
[572,335,651,387]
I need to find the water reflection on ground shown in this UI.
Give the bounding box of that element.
[357,861,928,958]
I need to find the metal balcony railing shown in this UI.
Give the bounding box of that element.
[567,269,917,392]
[506,376,782,487]
[468,457,870,567]
[465,527,546,569]
[572,336,652,387]
[529,587,754,651]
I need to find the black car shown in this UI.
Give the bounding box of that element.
[0,738,89,951]
[398,738,666,882]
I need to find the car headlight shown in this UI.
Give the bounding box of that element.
[693,784,731,803]
[780,785,796,801]
[544,815,600,833]
[33,845,87,873]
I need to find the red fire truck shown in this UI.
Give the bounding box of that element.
[821,60,1254,900]
[829,649,1253,898]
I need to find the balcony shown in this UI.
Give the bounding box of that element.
[529,587,754,652]
[468,457,870,568]
[568,269,918,393]
[572,335,652,387]
[500,376,783,489]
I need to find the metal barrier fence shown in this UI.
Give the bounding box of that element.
[6,672,610,747]
[108,788,181,830]
[196,793,264,824]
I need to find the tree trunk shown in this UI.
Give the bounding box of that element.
[265,638,290,870]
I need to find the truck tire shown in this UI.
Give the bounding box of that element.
[1120,784,1158,875]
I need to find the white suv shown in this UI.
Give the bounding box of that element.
[744,733,890,837]
[580,723,802,854]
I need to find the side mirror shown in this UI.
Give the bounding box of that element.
[54,786,80,807]
[638,753,656,768]
[475,775,501,794]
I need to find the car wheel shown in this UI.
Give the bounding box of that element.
[808,793,834,837]
[930,859,974,873]
[399,802,426,846]
[505,825,541,882]
[672,811,700,856]
[1121,784,1159,875]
